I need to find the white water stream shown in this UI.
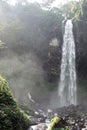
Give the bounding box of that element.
[58,20,77,107]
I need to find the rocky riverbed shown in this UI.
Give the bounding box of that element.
[29,104,87,130]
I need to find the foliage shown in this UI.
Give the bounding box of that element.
[0,76,31,130]
[62,0,87,22]
[70,1,83,21]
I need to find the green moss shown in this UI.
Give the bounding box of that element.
[48,117,69,130]
[0,75,31,130]
[48,116,61,130]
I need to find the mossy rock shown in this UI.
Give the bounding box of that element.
[48,116,61,130]
[0,75,31,130]
[48,116,69,130]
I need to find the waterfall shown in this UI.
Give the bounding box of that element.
[58,20,77,107]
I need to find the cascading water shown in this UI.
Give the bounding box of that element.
[58,20,77,107]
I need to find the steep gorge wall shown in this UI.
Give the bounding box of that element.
[73,0,87,79]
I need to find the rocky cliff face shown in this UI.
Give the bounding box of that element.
[73,0,87,79]
[74,21,87,79]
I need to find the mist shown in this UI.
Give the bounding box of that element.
[0,49,49,107]
[0,0,87,112]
